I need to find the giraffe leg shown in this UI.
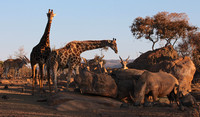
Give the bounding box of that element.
[74,58,81,75]
[47,63,52,94]
[67,66,74,88]
[74,65,80,88]
[51,61,58,93]
[32,64,37,95]
[75,65,80,75]
[53,67,58,92]
[39,64,44,94]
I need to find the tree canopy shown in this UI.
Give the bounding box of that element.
[130,11,197,50]
[176,32,200,71]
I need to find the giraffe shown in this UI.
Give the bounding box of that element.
[119,56,130,69]
[47,38,118,92]
[30,9,56,94]
[3,56,29,78]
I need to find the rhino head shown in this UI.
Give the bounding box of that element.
[130,80,146,106]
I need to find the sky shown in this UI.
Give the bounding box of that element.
[0,0,200,61]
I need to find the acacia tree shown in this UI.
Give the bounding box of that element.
[130,12,196,50]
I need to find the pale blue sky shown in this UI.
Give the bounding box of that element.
[0,0,200,61]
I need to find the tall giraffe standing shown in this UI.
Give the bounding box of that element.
[30,9,56,94]
[47,38,118,92]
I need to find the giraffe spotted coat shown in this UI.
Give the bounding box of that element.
[47,39,118,92]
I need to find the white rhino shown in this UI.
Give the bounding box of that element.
[132,71,179,106]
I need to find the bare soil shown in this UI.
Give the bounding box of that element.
[0,77,199,117]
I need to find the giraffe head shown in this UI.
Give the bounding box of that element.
[47,9,56,21]
[108,38,118,54]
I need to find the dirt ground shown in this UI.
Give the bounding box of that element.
[0,77,199,117]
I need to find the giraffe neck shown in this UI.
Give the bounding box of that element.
[39,19,52,47]
[78,40,109,53]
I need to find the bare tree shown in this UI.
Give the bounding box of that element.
[14,46,27,58]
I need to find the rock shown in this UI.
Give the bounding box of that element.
[168,57,196,94]
[48,92,121,111]
[179,93,197,107]
[127,45,178,70]
[74,70,118,98]
[152,56,196,94]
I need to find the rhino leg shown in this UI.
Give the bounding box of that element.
[152,91,158,102]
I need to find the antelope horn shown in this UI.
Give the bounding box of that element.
[126,56,130,62]
[119,56,123,62]
[100,55,104,60]
[24,56,30,63]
